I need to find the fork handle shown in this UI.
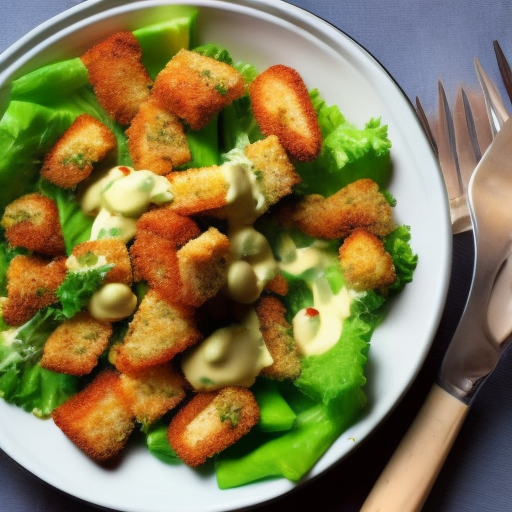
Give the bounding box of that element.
[360,383,469,512]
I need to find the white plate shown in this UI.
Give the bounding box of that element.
[0,1,452,511]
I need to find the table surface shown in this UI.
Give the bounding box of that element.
[2,1,512,511]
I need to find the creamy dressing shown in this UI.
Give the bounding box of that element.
[81,166,173,244]
[76,165,173,321]
[87,283,138,322]
[280,244,354,356]
[224,227,277,304]
[181,308,273,390]
[220,161,277,304]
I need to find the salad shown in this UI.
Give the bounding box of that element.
[0,7,417,489]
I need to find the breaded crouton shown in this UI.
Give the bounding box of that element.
[119,364,187,427]
[41,312,113,376]
[2,255,67,326]
[249,65,321,162]
[130,233,182,302]
[167,165,229,216]
[339,228,396,291]
[80,32,152,125]
[40,114,117,189]
[136,208,200,248]
[263,272,289,296]
[70,239,132,285]
[167,386,260,467]
[244,135,301,206]
[177,227,230,307]
[1,193,65,256]
[52,370,135,462]
[151,49,245,130]
[126,99,191,175]
[278,178,395,239]
[255,296,301,381]
[113,289,202,374]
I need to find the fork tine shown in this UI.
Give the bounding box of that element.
[415,96,438,156]
[452,86,480,192]
[437,79,464,200]
[474,57,509,137]
[493,40,512,105]
[437,80,472,234]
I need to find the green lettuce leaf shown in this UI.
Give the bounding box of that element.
[295,90,392,196]
[0,309,78,417]
[51,265,114,321]
[38,180,94,255]
[133,7,198,80]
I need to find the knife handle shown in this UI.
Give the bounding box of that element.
[360,383,469,512]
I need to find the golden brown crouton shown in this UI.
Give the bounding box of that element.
[166,165,229,216]
[70,238,133,286]
[136,208,200,248]
[244,135,301,207]
[40,114,117,189]
[119,364,187,427]
[1,193,65,256]
[167,386,260,467]
[151,49,245,130]
[41,312,113,376]
[177,227,230,308]
[278,178,395,239]
[126,99,191,175]
[339,228,396,291]
[52,370,135,462]
[2,255,67,326]
[249,65,321,162]
[113,289,202,374]
[263,272,289,296]
[80,32,152,125]
[255,296,301,381]
[130,233,182,303]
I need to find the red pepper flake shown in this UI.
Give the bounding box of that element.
[305,307,319,318]
[118,166,131,175]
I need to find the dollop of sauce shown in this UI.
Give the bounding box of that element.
[181,308,273,390]
[87,282,138,322]
[80,166,173,243]
[224,227,277,304]
[280,243,355,356]
[220,159,277,304]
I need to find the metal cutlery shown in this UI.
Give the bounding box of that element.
[360,45,512,512]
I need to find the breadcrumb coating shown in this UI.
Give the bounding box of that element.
[151,49,245,130]
[52,370,135,462]
[81,32,152,125]
[177,227,230,308]
[244,135,301,207]
[2,255,67,326]
[167,386,260,467]
[113,289,202,374]
[278,178,395,239]
[126,99,191,175]
[249,64,322,162]
[256,296,301,381]
[119,364,187,426]
[40,114,117,189]
[339,228,396,292]
[41,312,113,376]
[1,193,65,256]
[70,238,133,285]
[135,207,200,248]
[166,166,229,216]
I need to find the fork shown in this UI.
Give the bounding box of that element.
[415,41,512,234]
[361,43,512,512]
